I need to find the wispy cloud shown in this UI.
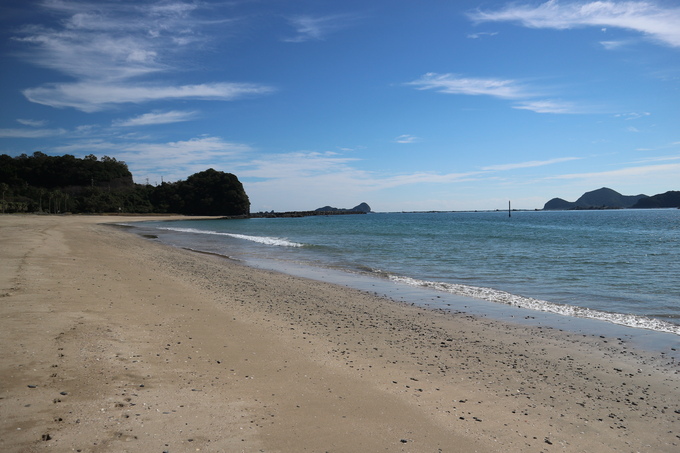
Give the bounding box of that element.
[283,13,360,43]
[241,150,565,194]
[468,1,680,48]
[0,128,66,138]
[630,140,680,153]
[394,134,420,144]
[628,154,680,164]
[513,99,583,114]
[113,110,199,127]
[599,39,631,50]
[12,1,273,111]
[548,163,680,183]
[467,31,499,39]
[23,82,274,113]
[408,72,530,99]
[376,171,487,188]
[407,73,590,114]
[124,137,251,170]
[615,111,651,120]
[482,157,581,171]
[238,151,360,179]
[16,119,48,127]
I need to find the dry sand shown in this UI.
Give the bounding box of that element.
[0,214,678,452]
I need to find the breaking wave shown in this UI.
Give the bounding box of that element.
[389,275,680,335]
[157,227,305,248]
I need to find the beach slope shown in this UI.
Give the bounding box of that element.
[0,215,678,452]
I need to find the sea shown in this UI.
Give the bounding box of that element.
[126,209,680,353]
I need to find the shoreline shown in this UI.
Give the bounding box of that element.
[1,215,678,452]
[128,217,680,358]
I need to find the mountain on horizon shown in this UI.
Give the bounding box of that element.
[543,188,648,210]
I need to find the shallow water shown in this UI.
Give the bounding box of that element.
[129,209,680,339]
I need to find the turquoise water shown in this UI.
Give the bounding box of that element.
[131,209,680,335]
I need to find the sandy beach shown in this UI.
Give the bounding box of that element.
[1,215,678,452]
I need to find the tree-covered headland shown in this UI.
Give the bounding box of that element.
[0,152,250,216]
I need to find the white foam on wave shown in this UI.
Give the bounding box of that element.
[390,275,680,335]
[157,227,304,247]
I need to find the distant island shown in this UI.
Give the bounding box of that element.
[251,203,372,218]
[315,202,371,213]
[543,187,680,210]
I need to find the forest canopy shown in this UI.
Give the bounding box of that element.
[0,152,250,216]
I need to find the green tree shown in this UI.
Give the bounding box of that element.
[180,168,250,216]
[0,153,249,215]
[0,182,8,214]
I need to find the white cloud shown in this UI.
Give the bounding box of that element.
[125,137,250,170]
[394,134,419,144]
[467,31,499,39]
[600,39,629,50]
[283,13,360,43]
[548,163,680,184]
[239,150,487,194]
[23,82,274,112]
[615,111,651,120]
[238,151,360,179]
[113,110,199,127]
[16,119,47,127]
[628,154,680,164]
[14,27,165,81]
[13,1,272,111]
[407,73,596,114]
[0,128,66,138]
[408,73,530,99]
[375,171,487,188]
[49,139,120,155]
[482,157,581,171]
[513,99,583,114]
[469,1,680,48]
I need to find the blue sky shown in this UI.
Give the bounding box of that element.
[1,0,679,212]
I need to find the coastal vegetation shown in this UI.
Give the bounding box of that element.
[0,152,249,216]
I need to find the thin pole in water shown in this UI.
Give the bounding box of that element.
[508,200,511,217]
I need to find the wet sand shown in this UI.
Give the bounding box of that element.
[1,215,678,452]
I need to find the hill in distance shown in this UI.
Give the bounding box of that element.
[544,188,648,210]
[315,202,372,213]
[632,191,680,209]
